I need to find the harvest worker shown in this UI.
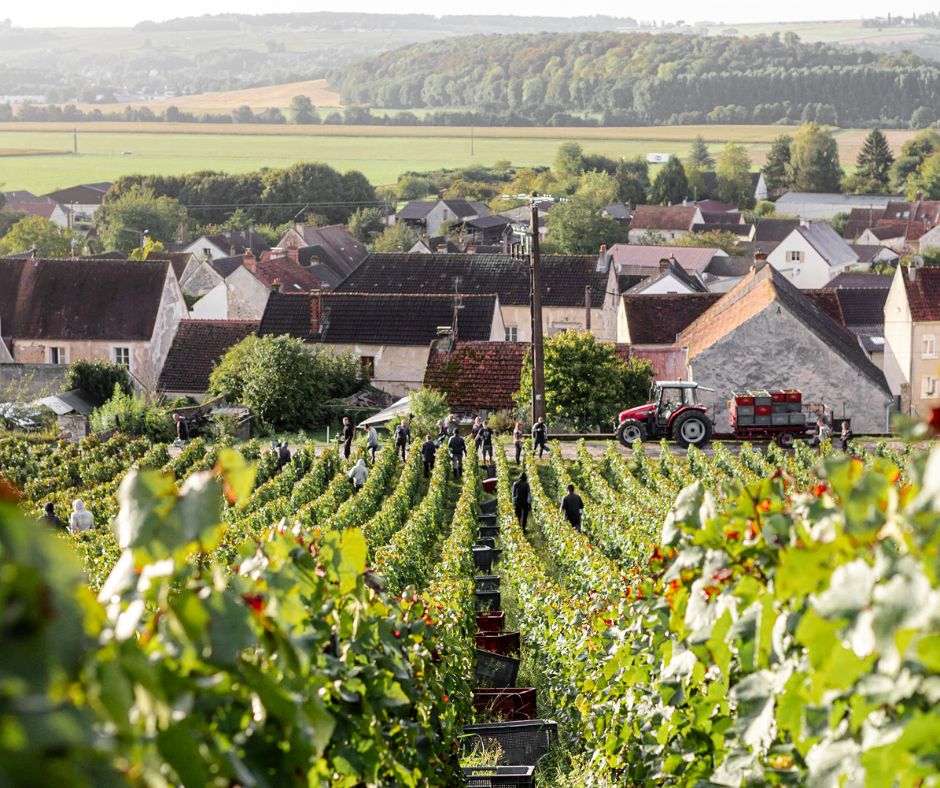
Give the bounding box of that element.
[511,472,532,533]
[479,422,495,465]
[363,424,380,463]
[513,421,524,465]
[531,416,548,459]
[560,484,584,532]
[69,499,94,535]
[276,441,291,470]
[448,429,467,479]
[420,434,437,478]
[39,502,66,531]
[839,421,853,452]
[394,419,410,461]
[341,416,354,459]
[347,458,369,493]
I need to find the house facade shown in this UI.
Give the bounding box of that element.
[766,222,860,289]
[627,205,701,244]
[883,266,940,418]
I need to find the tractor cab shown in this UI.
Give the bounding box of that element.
[652,381,700,429]
[617,380,714,448]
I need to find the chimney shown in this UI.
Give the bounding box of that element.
[243,249,256,272]
[596,244,610,273]
[753,251,768,272]
[271,277,282,293]
[908,264,917,281]
[659,257,670,272]
[286,247,299,263]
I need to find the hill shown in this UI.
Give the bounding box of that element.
[330,31,940,128]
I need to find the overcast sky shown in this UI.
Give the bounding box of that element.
[7,1,935,28]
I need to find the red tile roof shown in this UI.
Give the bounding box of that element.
[629,205,698,232]
[157,320,259,394]
[902,267,940,322]
[621,293,723,344]
[250,256,327,292]
[607,244,721,273]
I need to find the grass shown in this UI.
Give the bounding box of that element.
[0,122,919,193]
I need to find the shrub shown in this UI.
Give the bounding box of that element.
[65,360,132,405]
[89,384,173,441]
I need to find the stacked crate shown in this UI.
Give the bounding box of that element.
[731,389,805,427]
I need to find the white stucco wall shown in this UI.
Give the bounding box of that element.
[688,303,893,433]
[912,322,940,418]
[190,283,229,320]
[634,273,697,295]
[919,226,940,253]
[882,269,913,405]
[180,261,223,297]
[766,231,855,289]
[324,343,432,398]
[224,268,269,321]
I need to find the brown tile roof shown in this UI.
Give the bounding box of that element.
[825,272,893,289]
[621,293,723,344]
[259,292,499,346]
[149,251,191,281]
[833,288,889,328]
[607,244,721,273]
[678,266,889,391]
[0,257,170,341]
[629,205,698,232]
[902,267,940,322]
[804,290,846,327]
[844,208,886,239]
[334,253,610,308]
[250,256,327,292]
[157,320,259,394]
[291,225,367,278]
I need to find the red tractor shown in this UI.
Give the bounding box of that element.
[616,380,714,448]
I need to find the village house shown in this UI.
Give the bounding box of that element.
[394,199,490,234]
[177,230,270,263]
[1,190,69,229]
[275,223,368,280]
[855,223,927,254]
[828,285,891,370]
[618,293,723,345]
[43,182,111,224]
[676,265,894,432]
[766,221,861,289]
[333,252,619,343]
[883,266,940,419]
[258,291,504,397]
[624,258,708,295]
[157,319,259,401]
[774,192,895,221]
[0,257,187,389]
[627,204,701,243]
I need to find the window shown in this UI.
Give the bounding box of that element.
[112,347,130,368]
[923,376,938,398]
[48,346,66,365]
[923,335,937,359]
[359,356,375,380]
[786,250,804,263]
[505,326,518,342]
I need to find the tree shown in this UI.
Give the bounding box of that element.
[554,142,584,180]
[90,384,173,441]
[685,135,714,170]
[621,357,654,408]
[0,216,75,257]
[290,95,319,124]
[97,186,186,253]
[788,123,842,193]
[347,207,384,242]
[613,157,649,205]
[715,142,754,208]
[407,386,449,439]
[371,223,418,253]
[515,331,627,430]
[231,105,255,123]
[128,236,165,261]
[855,129,894,191]
[544,199,628,254]
[65,360,132,405]
[208,335,359,430]
[648,155,689,205]
[762,135,793,197]
[909,152,940,200]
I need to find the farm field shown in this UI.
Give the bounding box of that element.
[0,122,917,193]
[2,428,936,784]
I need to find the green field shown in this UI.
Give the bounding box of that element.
[0,123,914,193]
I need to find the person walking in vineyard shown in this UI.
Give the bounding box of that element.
[347,458,368,493]
[839,421,853,452]
[394,419,409,461]
[471,416,484,456]
[532,416,548,459]
[363,424,379,463]
[479,422,494,465]
[276,441,291,470]
[420,434,437,478]
[341,416,354,459]
[816,417,832,449]
[69,499,94,535]
[39,502,66,531]
[513,421,524,465]
[511,472,532,533]
[448,429,467,478]
[560,484,584,532]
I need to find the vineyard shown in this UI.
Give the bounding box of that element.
[0,430,937,786]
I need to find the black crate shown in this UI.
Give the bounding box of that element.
[479,499,498,515]
[476,537,497,549]
[475,575,501,592]
[473,547,494,573]
[479,525,500,539]
[475,590,501,612]
[475,648,520,688]
[462,766,535,787]
[462,719,558,766]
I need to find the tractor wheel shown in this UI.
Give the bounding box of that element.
[776,432,795,449]
[617,420,647,447]
[672,412,713,448]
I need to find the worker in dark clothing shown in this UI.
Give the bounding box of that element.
[560,483,584,532]
[420,435,437,478]
[448,430,467,478]
[511,472,532,533]
[513,421,524,465]
[532,416,548,459]
[276,441,291,470]
[341,416,354,459]
[394,420,410,461]
[839,421,853,452]
[479,423,494,464]
[39,502,66,531]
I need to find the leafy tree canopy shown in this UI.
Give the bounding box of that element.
[715,142,754,208]
[97,186,186,253]
[649,155,689,205]
[788,123,843,193]
[0,216,76,257]
[65,360,132,405]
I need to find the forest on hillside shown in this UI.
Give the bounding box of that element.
[331,32,940,128]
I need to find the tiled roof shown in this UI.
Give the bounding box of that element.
[464,215,510,230]
[396,201,435,220]
[902,267,940,322]
[149,251,191,281]
[4,200,60,220]
[603,203,633,220]
[210,254,245,278]
[621,292,723,344]
[424,341,529,411]
[0,257,170,341]
[882,200,940,224]
[825,272,892,289]
[630,205,697,231]
[157,320,259,394]
[834,287,889,328]
[844,208,886,239]
[44,183,110,205]
[259,291,499,345]
[804,290,846,327]
[700,210,743,225]
[628,260,707,294]
[250,257,326,292]
[618,273,647,292]
[607,244,721,273]
[678,265,889,391]
[849,244,895,263]
[292,225,367,277]
[754,219,800,243]
[442,199,483,219]
[334,253,610,308]
[796,222,858,266]
[692,222,753,237]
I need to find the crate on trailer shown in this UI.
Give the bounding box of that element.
[475,649,520,688]
[755,414,772,426]
[754,404,772,415]
[475,575,501,592]
[462,765,535,787]
[476,611,505,632]
[785,389,802,403]
[476,631,521,657]
[479,499,498,515]
[475,590,501,612]
[736,404,755,417]
[788,412,807,426]
[474,547,495,573]
[472,688,538,721]
[751,390,773,406]
[771,390,787,404]
[772,412,790,426]
[737,414,755,426]
[462,719,559,766]
[733,392,755,405]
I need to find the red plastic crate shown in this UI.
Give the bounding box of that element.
[734,394,755,405]
[476,631,521,656]
[476,611,505,633]
[770,391,787,403]
[472,688,537,721]
[755,405,772,415]
[786,390,802,403]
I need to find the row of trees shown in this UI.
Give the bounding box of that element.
[333,31,940,128]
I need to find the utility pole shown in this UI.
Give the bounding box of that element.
[73,128,77,155]
[529,203,546,422]
[584,285,592,331]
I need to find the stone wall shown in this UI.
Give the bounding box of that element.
[0,364,68,400]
